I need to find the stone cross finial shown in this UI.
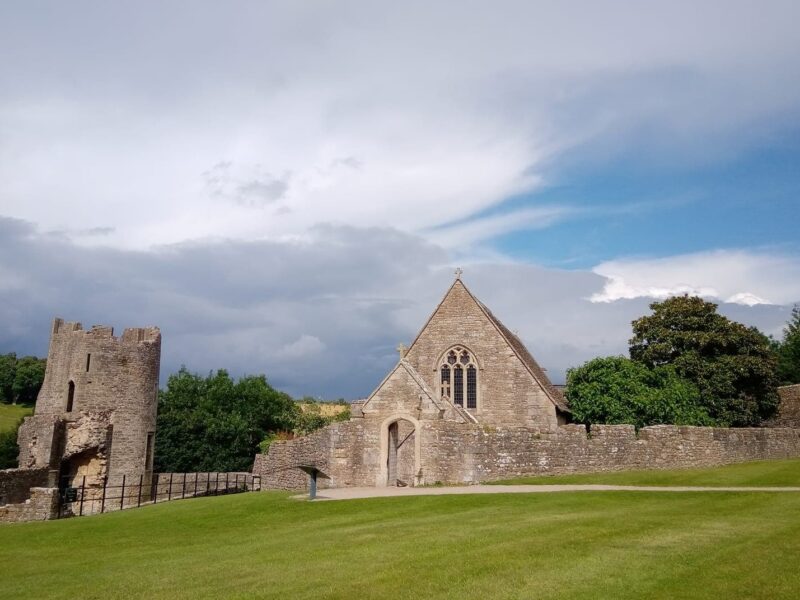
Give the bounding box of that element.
[397,343,407,358]
[454,267,463,280]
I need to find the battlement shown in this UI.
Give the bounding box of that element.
[51,318,160,345]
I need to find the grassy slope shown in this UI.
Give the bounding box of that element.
[3,478,800,599]
[0,402,32,433]
[489,458,800,487]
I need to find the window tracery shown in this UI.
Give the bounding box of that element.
[440,347,477,409]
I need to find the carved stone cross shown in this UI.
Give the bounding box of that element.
[454,267,463,280]
[397,343,407,358]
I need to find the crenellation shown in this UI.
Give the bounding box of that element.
[15,317,161,490]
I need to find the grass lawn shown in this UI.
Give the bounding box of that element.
[0,402,32,433]
[3,466,800,599]
[488,458,800,487]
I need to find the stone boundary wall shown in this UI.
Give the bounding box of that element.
[0,488,59,523]
[769,385,800,428]
[0,468,51,506]
[255,422,800,490]
[151,471,259,499]
[63,471,260,517]
[423,423,800,484]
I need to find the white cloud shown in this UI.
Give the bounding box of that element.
[590,250,800,305]
[0,2,799,249]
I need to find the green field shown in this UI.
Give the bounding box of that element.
[489,458,800,487]
[3,460,800,599]
[0,402,32,433]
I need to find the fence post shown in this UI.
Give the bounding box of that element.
[225,473,229,494]
[100,477,107,514]
[153,474,158,504]
[79,476,86,517]
[182,473,187,499]
[167,473,173,501]
[120,475,126,510]
[215,472,219,495]
[194,472,198,497]
[137,474,143,508]
[206,472,210,495]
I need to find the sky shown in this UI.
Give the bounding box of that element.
[1,1,799,398]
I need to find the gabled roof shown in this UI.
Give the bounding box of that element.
[361,359,443,413]
[475,299,569,413]
[406,277,569,413]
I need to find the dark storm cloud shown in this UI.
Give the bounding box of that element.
[1,216,794,398]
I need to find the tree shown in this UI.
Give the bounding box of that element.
[566,356,710,429]
[0,353,16,403]
[629,295,779,426]
[12,356,46,405]
[154,368,297,472]
[776,305,800,385]
[0,419,22,469]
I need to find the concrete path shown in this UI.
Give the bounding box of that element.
[301,484,800,501]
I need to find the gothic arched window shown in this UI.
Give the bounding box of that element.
[66,381,75,413]
[440,347,478,409]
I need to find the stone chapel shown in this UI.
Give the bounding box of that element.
[254,273,570,488]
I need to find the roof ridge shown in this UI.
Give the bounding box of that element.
[469,297,569,413]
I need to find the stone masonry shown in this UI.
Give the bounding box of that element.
[255,421,800,490]
[253,275,800,491]
[769,385,800,428]
[16,317,161,487]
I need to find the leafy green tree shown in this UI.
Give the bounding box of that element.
[776,305,800,385]
[0,353,16,403]
[566,356,710,429]
[11,356,46,405]
[0,419,22,469]
[154,368,297,472]
[629,295,779,426]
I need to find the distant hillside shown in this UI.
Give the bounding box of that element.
[0,403,32,433]
[298,402,350,418]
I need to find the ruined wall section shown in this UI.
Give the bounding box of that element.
[254,419,383,490]
[769,385,800,428]
[0,488,59,523]
[18,318,161,482]
[404,281,557,431]
[0,468,51,506]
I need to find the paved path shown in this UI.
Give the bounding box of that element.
[301,484,800,501]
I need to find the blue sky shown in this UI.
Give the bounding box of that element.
[494,128,800,268]
[1,2,799,396]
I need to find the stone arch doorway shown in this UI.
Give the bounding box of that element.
[379,414,421,487]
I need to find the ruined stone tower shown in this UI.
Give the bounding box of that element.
[17,318,161,486]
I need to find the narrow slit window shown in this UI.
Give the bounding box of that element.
[86,353,91,372]
[66,381,75,412]
[145,432,155,471]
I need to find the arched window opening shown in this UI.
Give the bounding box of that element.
[66,381,75,413]
[439,346,478,409]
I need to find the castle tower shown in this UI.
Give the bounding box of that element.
[17,318,161,487]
